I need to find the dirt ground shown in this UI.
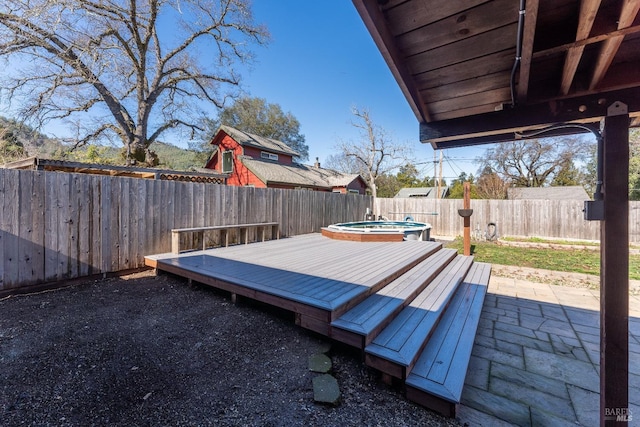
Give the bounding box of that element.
[0,271,462,427]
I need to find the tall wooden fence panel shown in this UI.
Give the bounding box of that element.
[375,197,640,242]
[0,169,372,293]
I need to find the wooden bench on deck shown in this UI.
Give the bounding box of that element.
[171,222,279,254]
[405,262,491,418]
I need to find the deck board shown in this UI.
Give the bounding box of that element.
[146,234,440,314]
[166,234,436,283]
[331,248,458,340]
[405,263,491,404]
[364,256,473,376]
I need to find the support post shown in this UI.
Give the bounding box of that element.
[463,182,471,256]
[600,102,629,425]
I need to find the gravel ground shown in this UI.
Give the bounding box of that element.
[0,271,462,427]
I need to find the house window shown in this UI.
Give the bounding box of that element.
[348,189,360,194]
[222,151,233,173]
[261,151,279,161]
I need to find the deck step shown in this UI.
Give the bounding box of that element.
[405,262,491,418]
[364,255,474,379]
[330,248,458,348]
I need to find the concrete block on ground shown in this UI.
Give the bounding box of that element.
[308,353,332,373]
[461,385,531,427]
[567,385,598,426]
[524,347,599,393]
[312,374,340,405]
[491,362,569,399]
[472,344,525,370]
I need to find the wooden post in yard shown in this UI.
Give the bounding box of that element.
[463,182,471,256]
[600,102,629,426]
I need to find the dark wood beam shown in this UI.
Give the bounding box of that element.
[420,86,640,147]
[517,0,538,103]
[600,103,629,426]
[532,24,640,60]
[422,126,595,149]
[589,1,640,90]
[560,0,601,95]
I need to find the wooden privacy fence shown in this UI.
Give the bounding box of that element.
[0,169,372,293]
[375,197,640,243]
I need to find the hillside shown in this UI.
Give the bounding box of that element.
[0,117,204,170]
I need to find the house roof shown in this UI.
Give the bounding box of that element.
[507,185,590,200]
[353,0,640,148]
[394,186,449,199]
[240,157,365,190]
[218,125,301,157]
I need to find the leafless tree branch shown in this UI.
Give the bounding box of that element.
[0,0,268,165]
[335,106,414,199]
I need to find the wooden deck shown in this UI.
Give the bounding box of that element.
[144,233,490,417]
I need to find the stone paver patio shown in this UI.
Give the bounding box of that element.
[457,275,640,426]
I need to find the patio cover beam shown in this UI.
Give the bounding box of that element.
[419,86,640,148]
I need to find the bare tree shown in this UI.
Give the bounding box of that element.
[323,152,364,175]
[0,0,268,165]
[478,137,591,187]
[335,107,413,199]
[475,167,508,199]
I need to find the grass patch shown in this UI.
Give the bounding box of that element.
[445,238,640,280]
[500,235,640,250]
[500,236,600,246]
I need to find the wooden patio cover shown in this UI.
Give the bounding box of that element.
[354,0,640,147]
[352,0,639,424]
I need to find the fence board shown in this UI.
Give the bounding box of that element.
[100,176,112,272]
[31,171,45,283]
[149,179,159,254]
[100,176,112,273]
[119,178,130,270]
[2,170,19,289]
[128,178,140,268]
[17,170,34,284]
[90,176,101,275]
[56,173,69,280]
[133,179,144,268]
[77,175,90,277]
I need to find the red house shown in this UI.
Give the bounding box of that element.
[204,125,368,194]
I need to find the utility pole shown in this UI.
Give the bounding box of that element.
[437,151,443,199]
[433,151,437,194]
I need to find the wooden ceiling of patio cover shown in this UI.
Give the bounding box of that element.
[353,0,640,147]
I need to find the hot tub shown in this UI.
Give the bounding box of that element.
[321,220,432,242]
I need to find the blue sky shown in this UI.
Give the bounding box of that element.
[9,0,484,181]
[235,0,483,181]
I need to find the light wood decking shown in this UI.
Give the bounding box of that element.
[144,233,490,417]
